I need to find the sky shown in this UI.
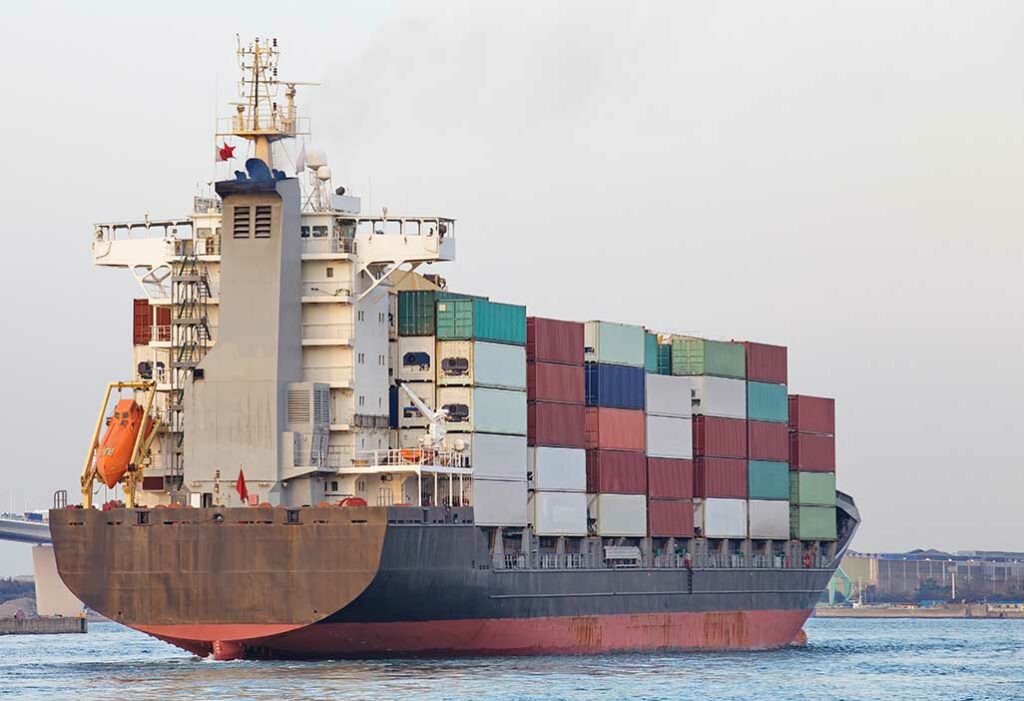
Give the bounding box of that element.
[1,1,1022,575]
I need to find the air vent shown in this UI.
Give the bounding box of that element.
[441,356,470,376]
[287,389,310,424]
[233,206,251,238]
[443,403,470,423]
[254,205,272,238]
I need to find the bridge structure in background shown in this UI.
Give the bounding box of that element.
[0,504,83,618]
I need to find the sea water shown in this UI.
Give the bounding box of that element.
[2,618,1023,700]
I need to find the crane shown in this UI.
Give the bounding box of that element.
[394,379,449,451]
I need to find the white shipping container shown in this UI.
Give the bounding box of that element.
[645,415,693,459]
[473,478,528,526]
[388,339,399,381]
[451,433,526,480]
[584,320,646,367]
[397,336,436,383]
[690,376,746,419]
[530,491,588,536]
[645,374,692,418]
[436,341,526,390]
[528,447,586,491]
[748,499,790,539]
[397,381,435,428]
[587,493,648,537]
[695,498,748,538]
[437,386,527,435]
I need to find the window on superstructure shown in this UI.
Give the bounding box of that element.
[330,481,338,492]
[358,353,365,364]
[312,225,328,238]
[233,206,251,238]
[254,206,273,238]
[326,267,334,279]
[301,226,311,238]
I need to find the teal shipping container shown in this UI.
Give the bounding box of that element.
[747,382,789,423]
[670,337,746,378]
[436,298,527,345]
[584,321,645,367]
[644,333,660,373]
[790,472,836,506]
[748,460,790,500]
[657,343,672,375]
[397,291,481,336]
[790,505,837,540]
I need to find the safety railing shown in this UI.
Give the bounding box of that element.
[495,551,834,572]
[301,237,357,255]
[301,283,351,298]
[355,448,471,469]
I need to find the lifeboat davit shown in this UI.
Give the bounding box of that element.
[95,399,155,488]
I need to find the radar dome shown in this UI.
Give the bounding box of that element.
[316,166,332,181]
[305,147,327,170]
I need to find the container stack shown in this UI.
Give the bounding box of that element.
[395,291,447,444]
[434,298,529,527]
[584,321,648,537]
[525,317,587,536]
[788,395,837,540]
[743,342,790,540]
[644,363,694,538]
[674,337,748,539]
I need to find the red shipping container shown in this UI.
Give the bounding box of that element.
[528,402,585,448]
[693,416,747,458]
[133,298,151,346]
[586,450,647,494]
[527,317,584,366]
[647,458,694,499]
[790,432,836,472]
[747,420,789,461]
[154,306,171,342]
[788,395,835,435]
[527,362,585,404]
[648,498,695,537]
[585,407,645,452]
[694,458,747,498]
[742,342,788,384]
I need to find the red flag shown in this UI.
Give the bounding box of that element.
[235,469,249,504]
[218,143,236,162]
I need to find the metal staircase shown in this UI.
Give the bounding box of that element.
[168,242,212,490]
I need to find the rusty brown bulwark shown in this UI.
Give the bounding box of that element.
[49,506,387,627]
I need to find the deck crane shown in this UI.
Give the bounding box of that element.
[394,379,451,451]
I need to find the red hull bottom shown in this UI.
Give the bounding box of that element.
[139,609,813,660]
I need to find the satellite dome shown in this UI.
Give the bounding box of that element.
[305,146,327,170]
[316,166,332,181]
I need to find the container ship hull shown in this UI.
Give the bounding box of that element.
[50,497,857,660]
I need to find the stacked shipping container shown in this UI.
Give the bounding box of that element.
[675,337,749,539]
[435,298,529,527]
[525,317,587,536]
[743,342,790,540]
[584,321,647,536]
[788,395,837,540]
[645,369,694,537]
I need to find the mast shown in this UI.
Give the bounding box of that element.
[220,36,315,168]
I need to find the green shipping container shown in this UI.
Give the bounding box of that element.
[747,382,789,423]
[790,505,837,540]
[436,298,527,345]
[790,472,836,506]
[657,343,672,375]
[670,337,746,378]
[397,291,480,336]
[748,461,790,500]
[644,333,659,373]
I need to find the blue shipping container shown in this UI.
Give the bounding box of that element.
[388,386,399,429]
[585,363,645,410]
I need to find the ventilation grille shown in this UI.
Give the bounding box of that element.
[233,206,251,238]
[287,389,310,424]
[254,205,272,238]
[313,385,330,426]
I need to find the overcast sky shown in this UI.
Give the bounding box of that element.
[1,1,1021,575]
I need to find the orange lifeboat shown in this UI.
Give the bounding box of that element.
[95,399,155,488]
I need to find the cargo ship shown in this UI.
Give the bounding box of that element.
[50,38,859,660]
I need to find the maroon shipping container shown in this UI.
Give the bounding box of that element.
[788,395,835,435]
[648,498,695,537]
[790,432,836,472]
[527,317,584,366]
[527,362,585,404]
[647,458,694,499]
[586,450,647,494]
[585,407,645,452]
[747,420,789,461]
[528,402,585,448]
[742,342,788,384]
[694,458,748,498]
[133,298,151,346]
[693,416,747,458]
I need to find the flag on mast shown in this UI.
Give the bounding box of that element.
[218,143,236,162]
[235,469,249,504]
